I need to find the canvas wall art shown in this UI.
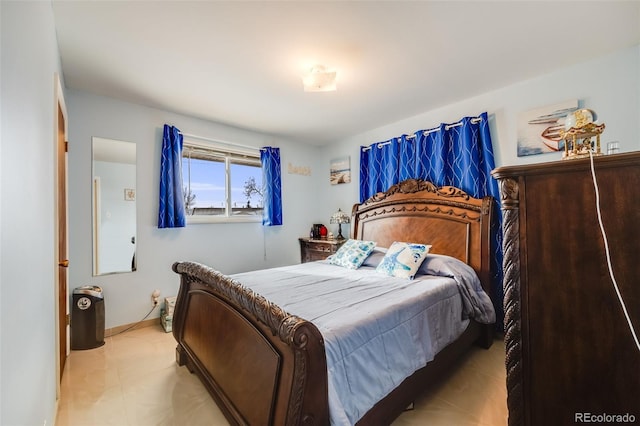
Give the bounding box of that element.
[330,156,351,185]
[517,100,578,156]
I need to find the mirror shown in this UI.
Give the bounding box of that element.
[92,137,137,276]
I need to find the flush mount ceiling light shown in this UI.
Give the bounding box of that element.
[302,65,337,92]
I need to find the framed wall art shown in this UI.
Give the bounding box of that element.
[330,156,351,185]
[124,188,136,201]
[517,99,578,157]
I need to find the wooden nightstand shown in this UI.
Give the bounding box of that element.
[298,238,345,263]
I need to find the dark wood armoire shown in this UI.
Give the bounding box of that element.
[492,152,640,426]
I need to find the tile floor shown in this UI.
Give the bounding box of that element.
[56,325,507,426]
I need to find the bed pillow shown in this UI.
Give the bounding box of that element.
[327,239,377,269]
[361,247,388,268]
[418,253,472,277]
[375,242,432,279]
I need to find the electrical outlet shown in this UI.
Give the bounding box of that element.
[151,289,161,306]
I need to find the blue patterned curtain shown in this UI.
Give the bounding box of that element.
[359,112,504,330]
[359,137,403,199]
[260,146,282,226]
[158,124,186,228]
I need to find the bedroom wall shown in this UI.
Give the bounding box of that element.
[0,1,62,425]
[320,44,640,232]
[66,89,324,329]
[64,44,640,332]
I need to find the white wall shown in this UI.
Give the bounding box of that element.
[65,43,640,333]
[319,44,640,225]
[0,1,62,425]
[66,90,324,329]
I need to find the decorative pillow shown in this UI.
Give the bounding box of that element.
[327,239,377,269]
[361,247,388,268]
[376,242,432,279]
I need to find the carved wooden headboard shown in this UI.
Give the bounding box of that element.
[351,179,494,293]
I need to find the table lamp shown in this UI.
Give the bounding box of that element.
[329,208,350,240]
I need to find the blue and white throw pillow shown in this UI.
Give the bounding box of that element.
[327,239,377,269]
[376,242,432,279]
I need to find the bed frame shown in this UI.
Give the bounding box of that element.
[172,179,496,425]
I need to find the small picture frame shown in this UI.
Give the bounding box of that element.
[124,188,136,201]
[330,156,351,185]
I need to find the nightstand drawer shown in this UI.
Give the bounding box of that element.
[299,238,345,263]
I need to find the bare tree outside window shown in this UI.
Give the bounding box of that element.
[184,186,196,215]
[243,176,263,208]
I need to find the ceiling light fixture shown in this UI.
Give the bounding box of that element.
[302,65,337,92]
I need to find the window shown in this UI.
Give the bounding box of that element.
[182,140,263,223]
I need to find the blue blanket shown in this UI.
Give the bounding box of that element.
[231,257,494,425]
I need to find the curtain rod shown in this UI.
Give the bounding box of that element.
[417,116,482,137]
[361,116,483,152]
[179,131,259,152]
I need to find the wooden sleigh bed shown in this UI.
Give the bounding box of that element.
[172,179,497,425]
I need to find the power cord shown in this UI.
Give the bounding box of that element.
[588,149,640,352]
[108,304,159,337]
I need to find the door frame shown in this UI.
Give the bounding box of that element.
[53,73,69,392]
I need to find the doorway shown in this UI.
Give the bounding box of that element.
[55,75,69,383]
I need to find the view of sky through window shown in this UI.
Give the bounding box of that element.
[182,157,262,209]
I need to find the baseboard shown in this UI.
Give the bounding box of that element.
[105,317,158,337]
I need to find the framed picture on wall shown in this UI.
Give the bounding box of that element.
[124,188,136,201]
[330,156,351,185]
[517,99,578,156]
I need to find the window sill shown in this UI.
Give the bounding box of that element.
[186,215,262,225]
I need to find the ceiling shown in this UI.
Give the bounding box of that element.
[52,1,640,146]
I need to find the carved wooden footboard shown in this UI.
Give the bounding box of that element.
[172,261,329,425]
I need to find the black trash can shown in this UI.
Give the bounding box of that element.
[71,286,105,350]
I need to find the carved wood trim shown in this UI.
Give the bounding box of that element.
[286,322,322,426]
[287,344,307,424]
[357,204,483,222]
[362,179,437,204]
[355,179,487,227]
[173,261,307,345]
[361,179,472,205]
[498,177,524,426]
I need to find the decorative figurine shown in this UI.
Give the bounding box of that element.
[561,109,605,160]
